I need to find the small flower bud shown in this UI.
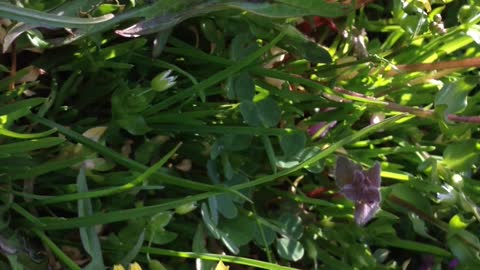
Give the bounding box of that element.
[151,70,177,92]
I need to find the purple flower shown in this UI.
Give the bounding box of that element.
[307,121,337,139]
[335,156,381,226]
[448,258,459,269]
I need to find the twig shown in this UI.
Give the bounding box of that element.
[8,41,16,91]
[387,57,480,76]
[330,87,480,124]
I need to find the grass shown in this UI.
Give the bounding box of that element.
[1,0,480,269]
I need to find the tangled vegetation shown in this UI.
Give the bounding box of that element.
[1,0,480,269]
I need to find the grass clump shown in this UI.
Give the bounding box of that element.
[1,0,480,269]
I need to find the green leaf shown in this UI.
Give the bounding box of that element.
[192,225,216,270]
[0,97,45,116]
[230,33,258,61]
[240,100,262,126]
[134,140,157,165]
[228,72,255,101]
[149,260,168,270]
[118,218,147,245]
[262,135,277,173]
[147,229,178,245]
[0,2,114,29]
[77,167,105,270]
[276,214,303,240]
[145,211,178,245]
[0,137,64,155]
[254,223,276,247]
[149,212,173,230]
[115,114,151,135]
[389,184,432,214]
[120,231,145,266]
[408,213,437,241]
[275,237,304,262]
[466,25,480,44]
[208,196,219,225]
[434,77,477,115]
[227,0,348,18]
[218,213,256,247]
[447,230,480,267]
[240,97,282,127]
[219,232,240,254]
[216,194,238,219]
[442,140,479,172]
[279,132,306,158]
[201,203,221,239]
[257,97,281,127]
[10,155,86,180]
[98,38,147,60]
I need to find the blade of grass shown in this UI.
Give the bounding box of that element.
[143,29,287,115]
[31,115,406,230]
[35,192,217,230]
[0,97,44,115]
[127,246,300,270]
[378,238,451,257]
[0,2,114,28]
[77,166,105,269]
[0,127,57,139]
[0,137,64,154]
[34,142,183,205]
[10,202,45,227]
[27,114,247,199]
[231,114,408,191]
[8,155,86,181]
[150,124,296,136]
[261,135,277,173]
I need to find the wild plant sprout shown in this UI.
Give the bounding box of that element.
[335,156,381,226]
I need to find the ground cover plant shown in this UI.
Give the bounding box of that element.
[1,0,480,269]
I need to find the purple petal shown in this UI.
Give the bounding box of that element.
[340,183,358,201]
[341,171,380,203]
[448,258,459,269]
[308,121,337,139]
[307,122,327,137]
[366,162,381,187]
[335,156,361,188]
[355,201,380,226]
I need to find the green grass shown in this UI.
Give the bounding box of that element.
[1,0,480,269]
